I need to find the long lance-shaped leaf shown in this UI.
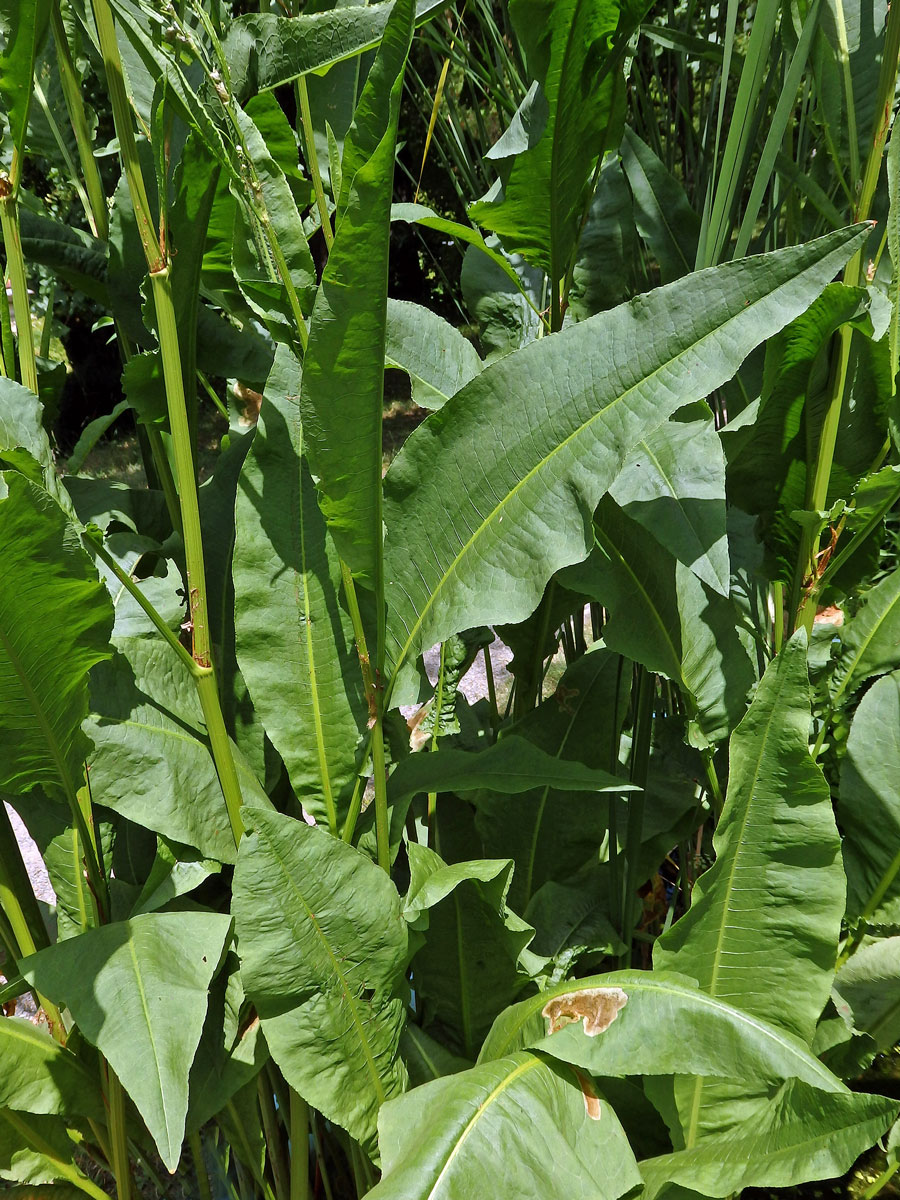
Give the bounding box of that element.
[479,970,847,1094]
[225,0,445,100]
[367,1052,642,1200]
[383,225,869,695]
[830,565,900,706]
[22,911,233,1172]
[301,0,413,583]
[234,346,366,834]
[0,472,113,805]
[654,632,845,1149]
[232,807,409,1156]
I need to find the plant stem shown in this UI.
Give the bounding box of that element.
[793,0,900,633]
[0,189,38,394]
[87,534,209,677]
[104,1063,133,1200]
[51,0,108,240]
[297,78,334,252]
[258,1075,289,1200]
[290,1090,310,1200]
[620,667,653,962]
[150,268,245,847]
[90,0,163,270]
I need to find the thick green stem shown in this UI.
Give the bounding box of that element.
[620,667,653,962]
[87,533,210,680]
[150,268,245,846]
[189,1130,213,1200]
[290,1090,310,1200]
[258,1075,289,1200]
[51,1,108,240]
[91,0,162,269]
[793,0,900,632]
[104,1063,133,1200]
[0,191,38,394]
[297,77,334,252]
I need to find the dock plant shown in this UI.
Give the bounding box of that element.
[2,0,900,1197]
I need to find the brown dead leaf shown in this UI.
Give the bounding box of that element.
[542,986,628,1036]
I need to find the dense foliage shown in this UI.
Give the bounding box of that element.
[2,0,900,1197]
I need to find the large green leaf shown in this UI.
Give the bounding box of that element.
[654,634,844,1155]
[0,376,74,515]
[474,644,629,911]
[0,473,113,804]
[834,937,900,1050]
[85,637,268,865]
[367,1052,642,1200]
[225,0,445,99]
[22,911,233,1171]
[0,1019,102,1118]
[639,1080,897,1199]
[655,632,843,1042]
[480,970,845,1093]
[608,402,729,595]
[233,346,365,834]
[469,0,632,283]
[383,226,869,696]
[562,497,755,745]
[839,671,900,924]
[385,299,483,410]
[301,0,413,580]
[0,1111,81,1187]
[830,566,900,706]
[232,807,409,1154]
[405,845,533,1058]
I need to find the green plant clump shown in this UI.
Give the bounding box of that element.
[2,0,900,1197]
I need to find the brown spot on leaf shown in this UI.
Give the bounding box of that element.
[542,986,627,1036]
[571,1067,603,1120]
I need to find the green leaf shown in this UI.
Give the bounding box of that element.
[385,299,482,410]
[22,911,233,1171]
[0,473,113,804]
[480,970,846,1093]
[230,103,317,349]
[0,377,74,515]
[85,637,268,865]
[0,0,50,157]
[388,731,629,809]
[474,645,629,911]
[0,1111,81,1187]
[458,238,544,358]
[367,1052,642,1200]
[567,154,638,319]
[639,1081,898,1199]
[301,0,413,580]
[839,672,900,924]
[233,347,365,834]
[232,807,409,1154]
[830,567,900,706]
[655,632,843,1043]
[470,0,632,282]
[225,0,445,99]
[405,845,534,1058]
[609,402,729,595]
[0,1019,102,1118]
[18,207,108,309]
[620,125,699,282]
[562,498,755,745]
[383,226,870,697]
[400,1024,471,1088]
[834,937,900,1051]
